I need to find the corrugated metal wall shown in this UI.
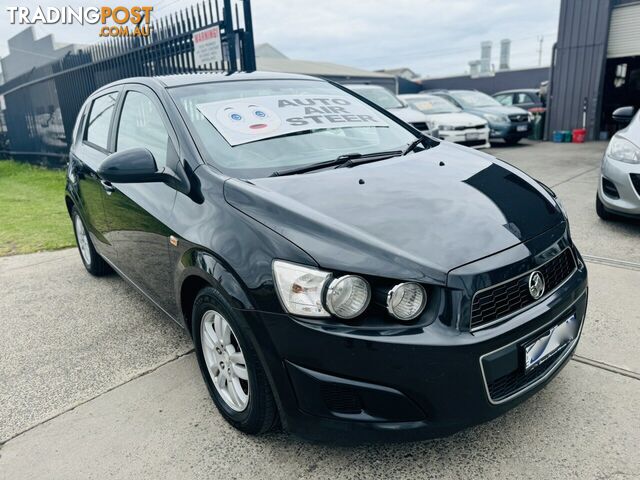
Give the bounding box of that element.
[546,0,613,140]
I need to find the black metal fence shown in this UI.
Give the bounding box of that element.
[0,0,256,166]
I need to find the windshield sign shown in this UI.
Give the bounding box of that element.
[197,94,386,146]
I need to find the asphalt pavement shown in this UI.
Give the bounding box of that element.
[0,140,638,479]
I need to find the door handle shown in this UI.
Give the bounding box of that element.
[100,180,115,194]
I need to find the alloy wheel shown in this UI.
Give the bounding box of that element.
[74,215,92,266]
[200,310,250,412]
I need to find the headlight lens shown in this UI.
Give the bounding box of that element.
[482,113,508,124]
[272,260,330,317]
[387,282,427,321]
[325,275,371,319]
[606,136,640,164]
[438,124,454,131]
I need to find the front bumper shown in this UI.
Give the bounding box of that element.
[598,154,640,217]
[439,127,490,148]
[489,122,530,140]
[244,239,588,442]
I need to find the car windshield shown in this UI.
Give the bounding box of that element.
[169,79,417,178]
[451,91,501,108]
[404,96,461,114]
[349,86,404,109]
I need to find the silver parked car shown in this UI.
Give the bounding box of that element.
[597,106,640,220]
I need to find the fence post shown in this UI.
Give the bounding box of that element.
[242,0,256,72]
[223,0,237,72]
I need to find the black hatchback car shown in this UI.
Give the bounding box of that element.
[66,72,587,442]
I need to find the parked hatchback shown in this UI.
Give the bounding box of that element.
[347,84,439,138]
[427,89,531,145]
[66,72,587,442]
[596,106,640,220]
[399,93,489,148]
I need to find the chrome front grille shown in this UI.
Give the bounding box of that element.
[508,114,528,123]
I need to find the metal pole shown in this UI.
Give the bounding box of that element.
[242,0,256,72]
[223,0,237,72]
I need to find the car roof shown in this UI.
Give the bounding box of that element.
[493,88,539,95]
[92,71,322,94]
[399,93,438,99]
[347,84,386,90]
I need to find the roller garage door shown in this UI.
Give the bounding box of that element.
[608,3,640,58]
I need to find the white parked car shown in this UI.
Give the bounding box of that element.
[347,84,439,138]
[400,94,490,149]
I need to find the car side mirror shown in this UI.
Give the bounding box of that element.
[98,147,190,195]
[612,106,636,125]
[98,147,158,183]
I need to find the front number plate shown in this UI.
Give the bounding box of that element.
[523,314,579,372]
[466,132,480,140]
[517,124,528,132]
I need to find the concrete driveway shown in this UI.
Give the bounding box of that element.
[1,141,639,479]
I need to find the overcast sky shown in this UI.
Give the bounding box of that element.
[0,0,561,77]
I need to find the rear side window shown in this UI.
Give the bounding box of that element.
[85,92,118,150]
[116,91,170,169]
[515,93,533,104]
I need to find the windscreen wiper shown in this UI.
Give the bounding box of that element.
[270,150,402,177]
[403,137,425,155]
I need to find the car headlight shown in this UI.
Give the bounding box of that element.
[325,275,371,319]
[438,125,454,131]
[528,112,534,122]
[387,282,427,321]
[482,113,508,124]
[273,260,330,317]
[606,136,640,164]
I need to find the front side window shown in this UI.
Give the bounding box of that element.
[515,93,533,104]
[85,92,118,150]
[116,91,170,169]
[169,79,418,178]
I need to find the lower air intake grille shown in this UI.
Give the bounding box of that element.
[321,383,363,414]
[631,174,640,196]
[471,249,577,329]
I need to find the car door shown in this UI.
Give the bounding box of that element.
[102,85,179,314]
[71,88,122,261]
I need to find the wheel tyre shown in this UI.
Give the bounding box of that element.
[192,286,278,434]
[71,207,111,276]
[596,193,614,221]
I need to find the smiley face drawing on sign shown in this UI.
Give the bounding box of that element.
[215,102,282,135]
